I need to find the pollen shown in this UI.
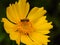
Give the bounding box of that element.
[17,19,34,35]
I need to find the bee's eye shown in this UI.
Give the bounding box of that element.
[21,19,29,22]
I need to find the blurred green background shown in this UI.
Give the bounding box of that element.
[0,0,60,45]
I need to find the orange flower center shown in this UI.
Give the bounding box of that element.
[17,19,34,35]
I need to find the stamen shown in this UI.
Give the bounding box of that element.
[17,19,34,35]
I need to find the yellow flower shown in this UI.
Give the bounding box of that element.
[2,0,53,45]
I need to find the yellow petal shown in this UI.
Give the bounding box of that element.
[28,7,39,16]
[24,2,30,18]
[33,16,53,34]
[6,4,20,23]
[9,32,20,45]
[26,44,42,45]
[33,16,47,24]
[2,18,17,33]
[36,29,50,34]
[28,7,47,23]
[6,0,30,23]
[17,0,30,19]
[21,34,37,45]
[29,32,50,45]
[34,21,53,30]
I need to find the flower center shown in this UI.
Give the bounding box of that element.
[17,19,34,35]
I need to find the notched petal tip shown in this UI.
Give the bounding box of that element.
[44,16,47,19]
[41,7,47,12]
[45,10,47,13]
[9,3,15,7]
[26,2,30,6]
[41,7,44,9]
[9,1,18,6]
[48,40,50,42]
[39,7,45,11]
[43,10,47,15]
[49,22,53,29]
[40,7,47,14]
[9,4,11,6]
[1,18,6,22]
[15,1,18,4]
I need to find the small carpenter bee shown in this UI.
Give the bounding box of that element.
[21,19,29,22]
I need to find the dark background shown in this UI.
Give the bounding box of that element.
[0,0,60,45]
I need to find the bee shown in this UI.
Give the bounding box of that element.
[21,19,29,22]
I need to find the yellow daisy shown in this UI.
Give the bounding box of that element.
[2,0,53,45]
